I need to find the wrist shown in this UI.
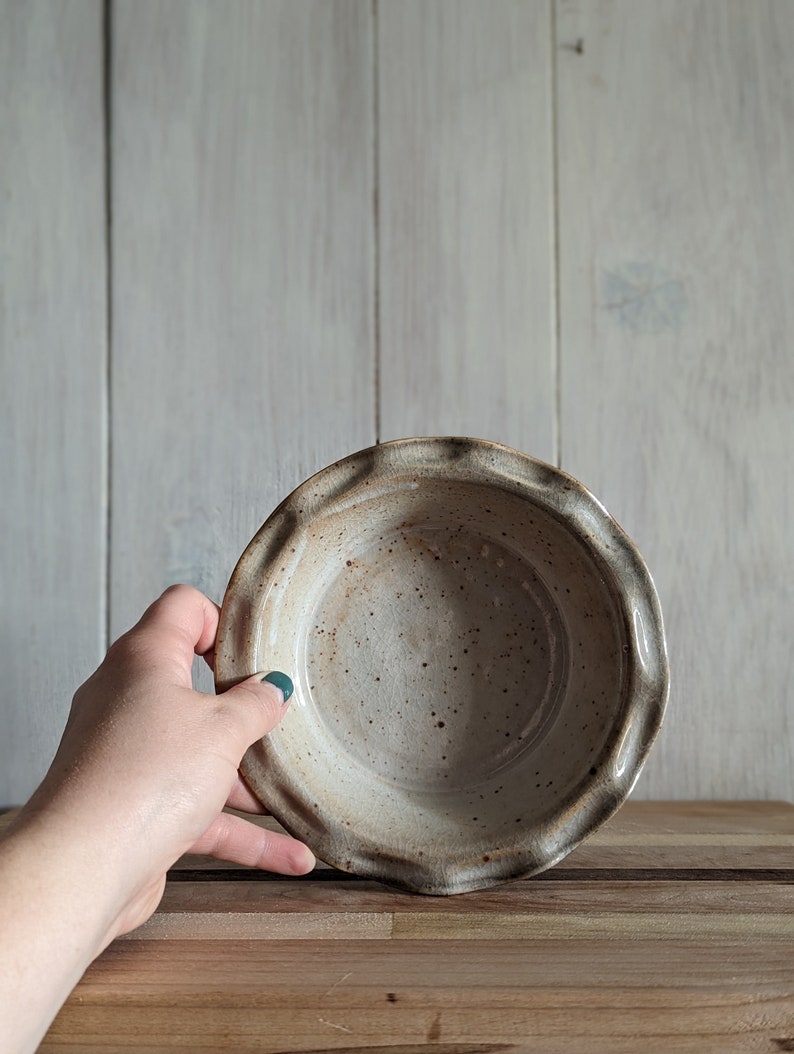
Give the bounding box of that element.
[19,771,168,912]
[2,804,125,947]
[0,810,128,1052]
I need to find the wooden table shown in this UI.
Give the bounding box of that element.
[29,802,794,1052]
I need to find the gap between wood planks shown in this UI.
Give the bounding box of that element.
[166,866,793,883]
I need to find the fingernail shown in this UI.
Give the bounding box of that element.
[261,671,294,703]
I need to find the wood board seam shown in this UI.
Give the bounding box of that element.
[102,0,112,655]
[165,867,794,884]
[550,0,562,468]
[121,908,794,942]
[372,0,381,444]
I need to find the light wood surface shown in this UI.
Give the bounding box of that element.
[109,0,375,684]
[378,0,555,457]
[39,802,794,1052]
[555,0,794,800]
[2,2,793,804]
[0,0,106,805]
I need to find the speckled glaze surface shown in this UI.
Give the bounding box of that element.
[215,438,669,895]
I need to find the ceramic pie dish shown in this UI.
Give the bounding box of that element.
[215,438,669,895]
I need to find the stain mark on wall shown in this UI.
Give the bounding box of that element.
[602,262,688,334]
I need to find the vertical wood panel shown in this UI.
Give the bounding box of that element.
[378,0,555,458]
[111,0,375,681]
[0,0,106,803]
[556,0,794,798]
[3,1,790,806]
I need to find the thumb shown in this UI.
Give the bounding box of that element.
[216,670,294,748]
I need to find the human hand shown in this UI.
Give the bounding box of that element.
[1,583,315,1051]
[12,584,315,943]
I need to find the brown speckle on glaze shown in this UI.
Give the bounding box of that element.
[216,437,669,896]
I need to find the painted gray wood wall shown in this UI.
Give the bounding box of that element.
[1,0,792,806]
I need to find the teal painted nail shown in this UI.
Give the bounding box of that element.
[262,670,294,702]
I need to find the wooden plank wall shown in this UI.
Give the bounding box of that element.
[0,0,106,804]
[555,0,794,798]
[1,0,792,805]
[109,0,375,694]
[378,0,555,457]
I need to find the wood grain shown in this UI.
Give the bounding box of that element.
[109,0,375,678]
[2,0,793,827]
[0,0,106,804]
[555,1,794,801]
[125,894,794,943]
[118,801,794,942]
[46,938,794,1052]
[378,0,555,457]
[146,877,794,923]
[39,804,794,1050]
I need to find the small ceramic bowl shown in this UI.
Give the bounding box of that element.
[215,438,668,895]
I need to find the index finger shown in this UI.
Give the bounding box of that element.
[129,584,221,681]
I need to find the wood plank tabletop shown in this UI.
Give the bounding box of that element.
[9,801,787,1052]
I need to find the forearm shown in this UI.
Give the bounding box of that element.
[0,810,122,1053]
[0,587,311,1049]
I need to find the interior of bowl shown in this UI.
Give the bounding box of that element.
[215,438,668,894]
